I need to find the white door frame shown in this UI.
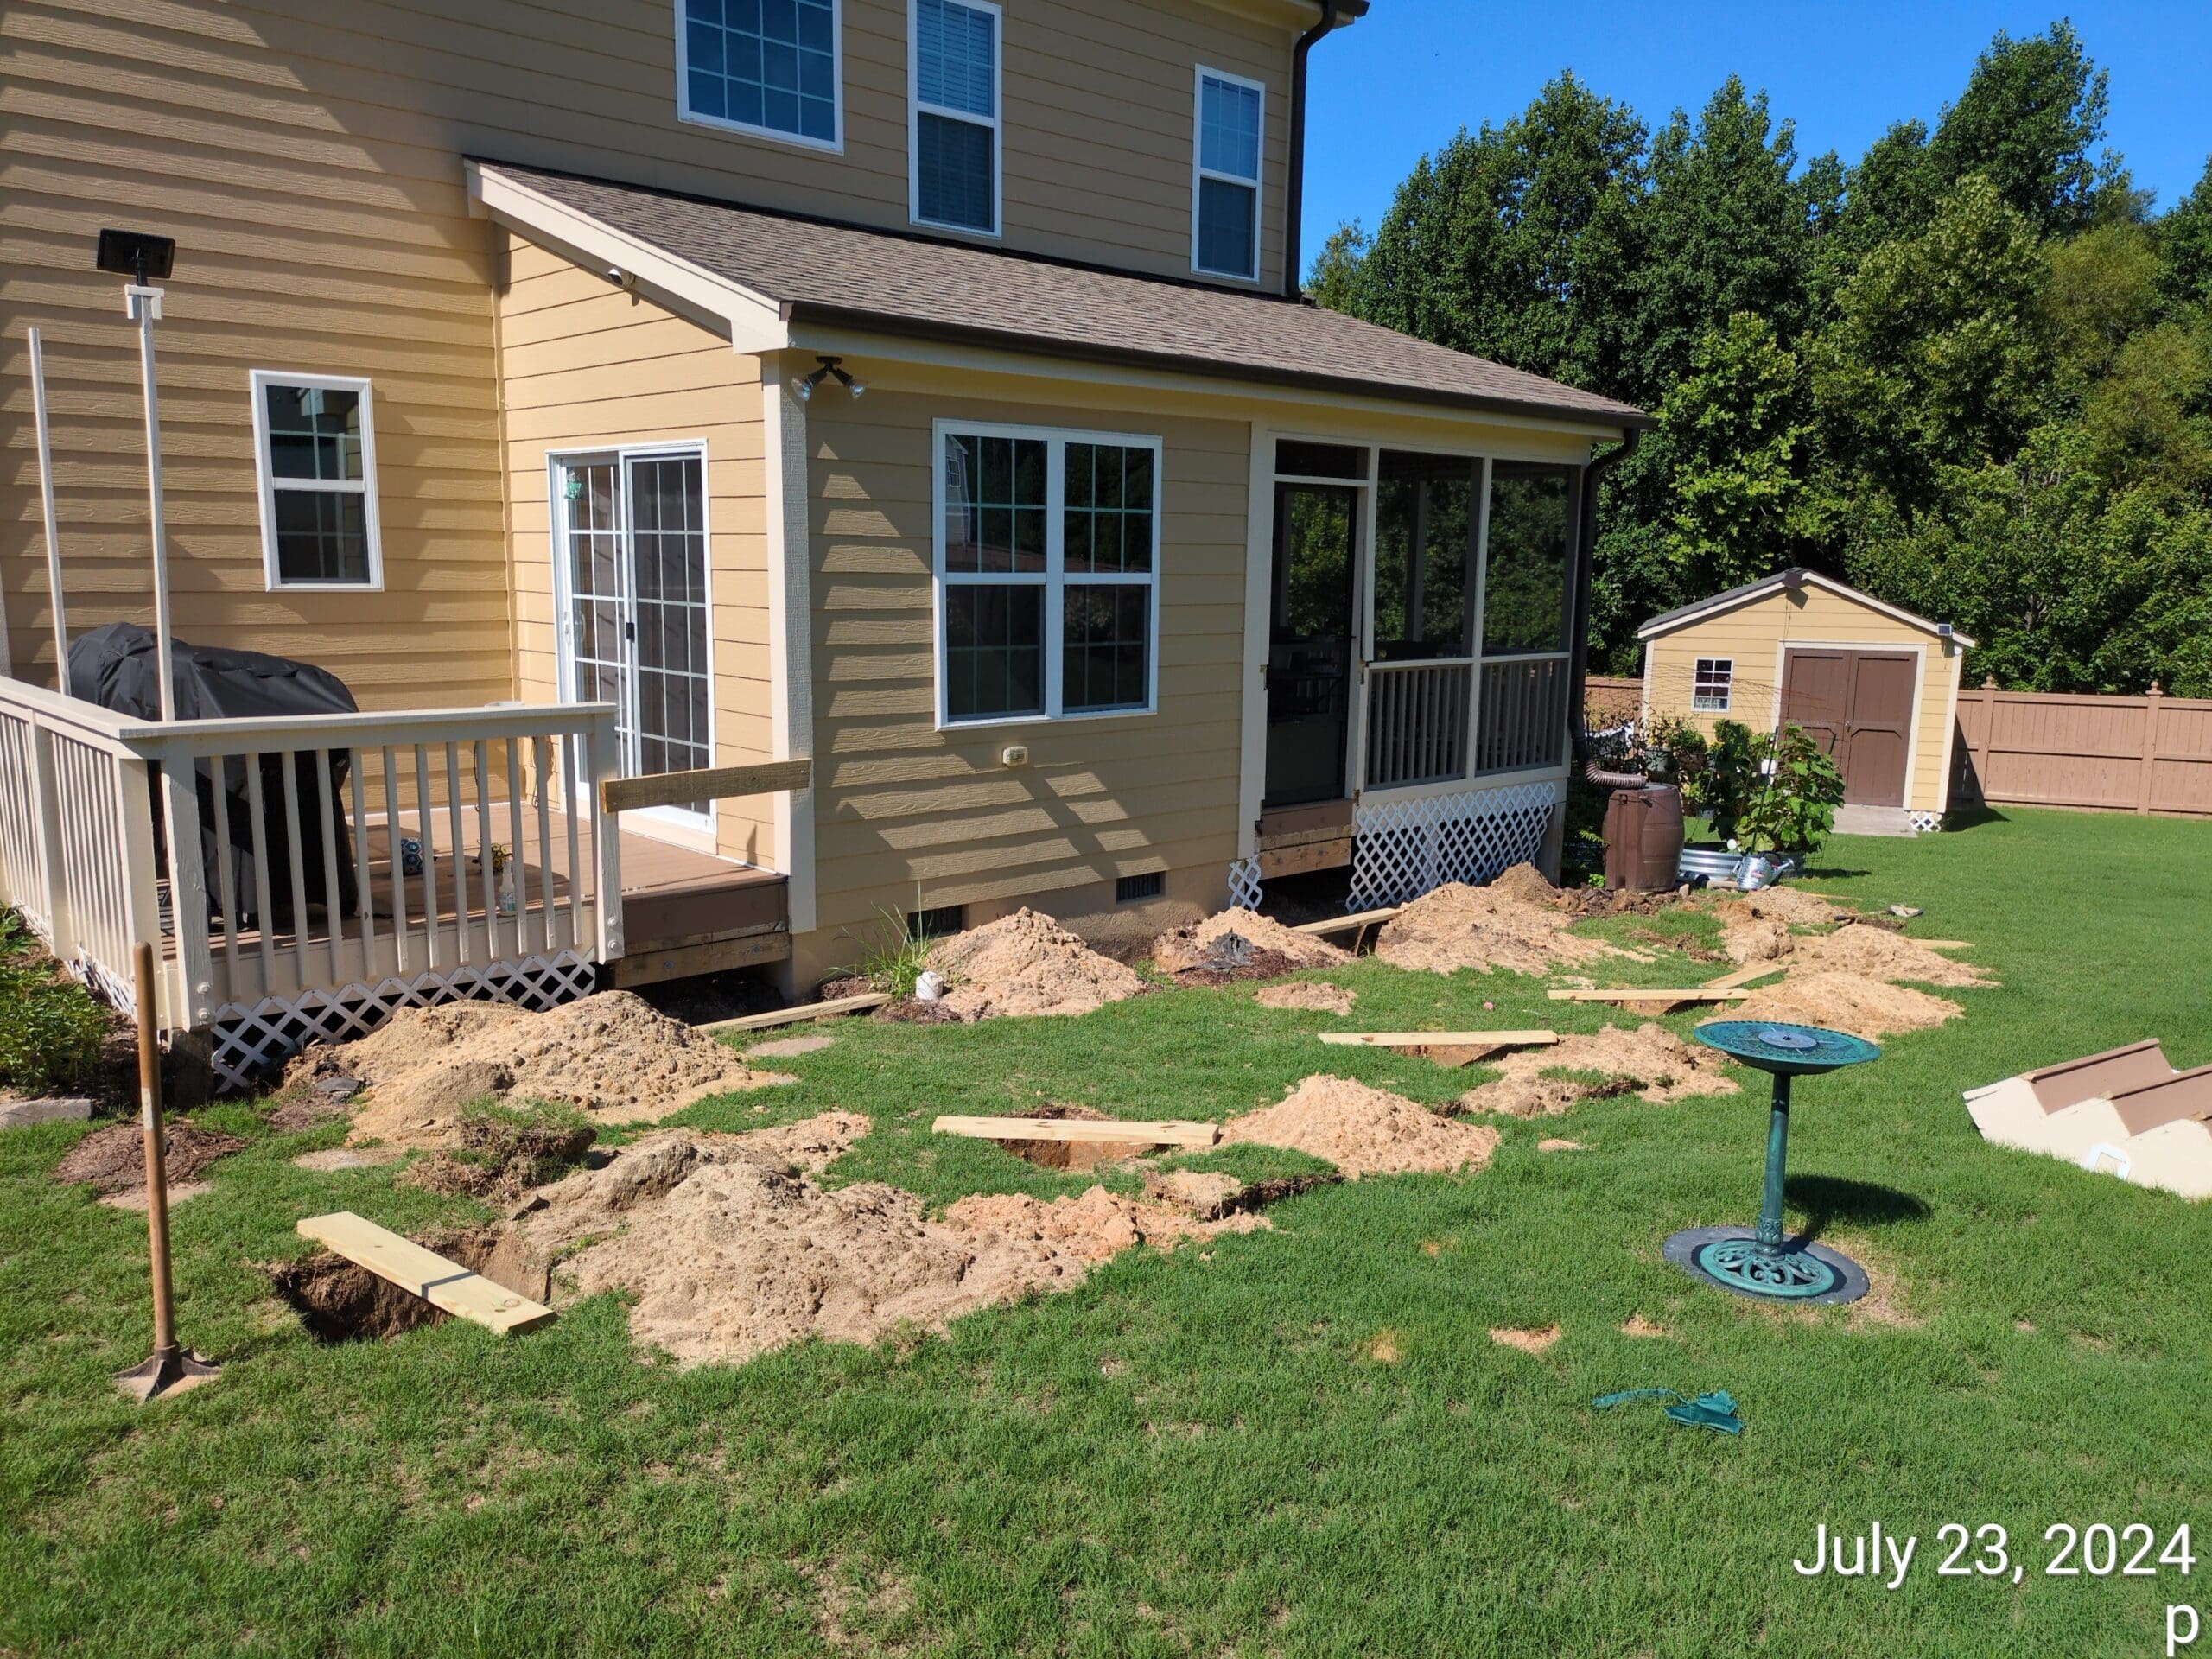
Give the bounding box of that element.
[548,441,717,848]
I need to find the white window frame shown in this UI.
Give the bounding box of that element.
[676,0,845,154]
[251,369,384,592]
[931,417,1163,730]
[1192,64,1266,281]
[1693,657,1734,712]
[908,0,1002,238]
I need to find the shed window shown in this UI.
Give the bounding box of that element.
[679,0,842,149]
[252,372,381,589]
[1193,68,1263,279]
[912,0,999,234]
[938,422,1161,725]
[1693,658,1733,712]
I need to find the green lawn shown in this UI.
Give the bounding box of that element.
[3,807,2209,1656]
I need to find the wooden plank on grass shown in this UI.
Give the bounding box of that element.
[1916,939,1973,950]
[1703,962,1787,990]
[601,757,812,817]
[1293,906,1401,935]
[1319,1030,1560,1050]
[1548,987,1753,1002]
[934,1116,1221,1148]
[296,1212,555,1336]
[700,992,890,1034]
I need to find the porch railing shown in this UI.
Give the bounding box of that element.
[0,674,625,1033]
[1473,654,1571,775]
[1364,659,1472,790]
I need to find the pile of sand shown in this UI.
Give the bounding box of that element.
[1786,924,1993,988]
[1731,973,1963,1040]
[54,1119,246,1197]
[1220,1074,1500,1178]
[1152,908,1348,982]
[1376,873,1625,978]
[1255,980,1357,1015]
[927,909,1150,1020]
[292,993,784,1151]
[1458,1023,1740,1118]
[1709,888,1851,963]
[506,1126,1249,1367]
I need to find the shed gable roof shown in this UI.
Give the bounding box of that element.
[1637,568,1974,646]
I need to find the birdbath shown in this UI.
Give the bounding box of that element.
[1663,1021,1881,1304]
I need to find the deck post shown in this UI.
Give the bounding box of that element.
[111,753,165,1024]
[156,753,215,1027]
[28,721,72,963]
[587,709,624,963]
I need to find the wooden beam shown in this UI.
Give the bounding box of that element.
[600,757,812,817]
[1703,962,1788,990]
[1548,987,1752,1003]
[607,929,791,988]
[1319,1030,1559,1050]
[1916,939,1973,950]
[1258,837,1352,879]
[699,991,890,1034]
[1293,906,1402,935]
[296,1212,555,1336]
[933,1115,1221,1148]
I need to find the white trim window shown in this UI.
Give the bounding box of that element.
[911,0,1000,235]
[677,0,842,151]
[251,371,382,590]
[934,420,1162,727]
[1693,657,1734,712]
[1192,67,1264,279]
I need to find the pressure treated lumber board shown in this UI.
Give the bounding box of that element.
[296,1212,554,1335]
[1548,988,1753,1003]
[1703,962,1789,990]
[1319,1030,1560,1050]
[601,758,812,816]
[1916,939,1973,950]
[700,992,891,1034]
[933,1116,1221,1148]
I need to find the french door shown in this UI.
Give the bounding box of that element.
[553,448,713,828]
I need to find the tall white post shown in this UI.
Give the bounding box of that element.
[28,327,67,687]
[125,284,174,721]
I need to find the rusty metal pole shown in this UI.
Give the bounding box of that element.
[114,940,219,1403]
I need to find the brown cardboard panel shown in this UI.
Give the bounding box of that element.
[2107,1063,2212,1137]
[2024,1039,2171,1113]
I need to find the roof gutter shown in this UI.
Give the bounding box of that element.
[1283,0,1342,300]
[1566,429,1642,747]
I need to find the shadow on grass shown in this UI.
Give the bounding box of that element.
[1939,805,2012,831]
[1785,1173,1931,1242]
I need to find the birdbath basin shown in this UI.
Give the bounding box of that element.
[1663,1021,1881,1303]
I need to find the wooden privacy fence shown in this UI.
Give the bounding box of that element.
[1584,675,1643,728]
[1951,680,2212,818]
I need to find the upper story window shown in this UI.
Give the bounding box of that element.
[912,0,1000,235]
[1193,67,1264,279]
[251,371,382,589]
[678,0,842,150]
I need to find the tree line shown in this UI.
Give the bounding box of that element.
[1310,22,2212,694]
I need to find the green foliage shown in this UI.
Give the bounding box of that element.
[851,906,936,999]
[1923,21,2126,235]
[0,911,107,1096]
[1303,219,1370,314]
[1679,718,1763,840]
[1732,723,1848,854]
[1657,312,1810,593]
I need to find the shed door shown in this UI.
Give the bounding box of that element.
[1781,648,1915,807]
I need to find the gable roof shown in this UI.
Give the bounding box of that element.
[472,161,1649,432]
[1637,568,1975,645]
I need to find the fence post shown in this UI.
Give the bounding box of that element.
[28,720,73,963]
[1969,676,1998,804]
[2138,682,2163,817]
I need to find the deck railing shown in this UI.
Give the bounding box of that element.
[0,675,624,1033]
[1473,654,1570,776]
[1364,659,1473,790]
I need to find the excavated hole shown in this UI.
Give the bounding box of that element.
[266,1226,544,1343]
[999,1103,1166,1171]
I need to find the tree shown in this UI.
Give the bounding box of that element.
[1304,219,1370,314]
[1809,175,2051,512]
[2158,156,2212,313]
[2045,220,2164,385]
[1657,313,1810,594]
[1926,21,2126,235]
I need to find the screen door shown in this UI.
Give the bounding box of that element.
[555,450,712,824]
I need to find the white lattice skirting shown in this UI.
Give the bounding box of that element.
[208,950,597,1094]
[1225,856,1264,911]
[1348,779,1566,911]
[1910,810,1943,834]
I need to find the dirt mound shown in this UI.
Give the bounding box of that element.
[927,909,1150,1020]
[1488,861,1569,909]
[1220,1074,1500,1178]
[1719,887,1855,929]
[1376,880,1624,977]
[1255,980,1357,1015]
[295,992,782,1151]
[1490,1324,1560,1355]
[1458,1024,1740,1119]
[1787,924,1994,987]
[1731,972,1963,1039]
[54,1120,246,1197]
[507,1130,1244,1368]
[1153,908,1349,982]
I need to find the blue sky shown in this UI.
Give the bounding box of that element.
[1301,3,2212,275]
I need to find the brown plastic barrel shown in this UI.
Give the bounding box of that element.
[1635,785,1686,891]
[1602,788,1646,890]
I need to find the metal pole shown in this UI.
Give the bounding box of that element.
[1753,1071,1793,1254]
[126,285,175,721]
[29,327,68,685]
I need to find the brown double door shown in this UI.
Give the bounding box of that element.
[1780,648,1916,807]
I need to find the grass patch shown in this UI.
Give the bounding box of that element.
[0,908,113,1095]
[1,810,2209,1655]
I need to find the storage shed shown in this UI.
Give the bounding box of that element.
[1637,569,1974,832]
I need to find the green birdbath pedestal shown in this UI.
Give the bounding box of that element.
[1663,1021,1881,1304]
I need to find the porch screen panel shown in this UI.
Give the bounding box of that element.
[1374,450,1476,662]
[626,454,713,808]
[1481,461,1575,654]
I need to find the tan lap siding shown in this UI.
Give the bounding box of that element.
[1643,586,1964,813]
[806,389,1248,938]
[494,234,774,867]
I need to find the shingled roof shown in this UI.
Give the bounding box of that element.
[476,162,1649,431]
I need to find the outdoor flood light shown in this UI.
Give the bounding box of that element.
[95,227,176,285]
[792,355,864,401]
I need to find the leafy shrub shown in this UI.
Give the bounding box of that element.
[853,906,936,999]
[1684,721,1847,852]
[0,910,109,1095]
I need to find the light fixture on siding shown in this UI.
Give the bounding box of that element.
[792,355,864,401]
